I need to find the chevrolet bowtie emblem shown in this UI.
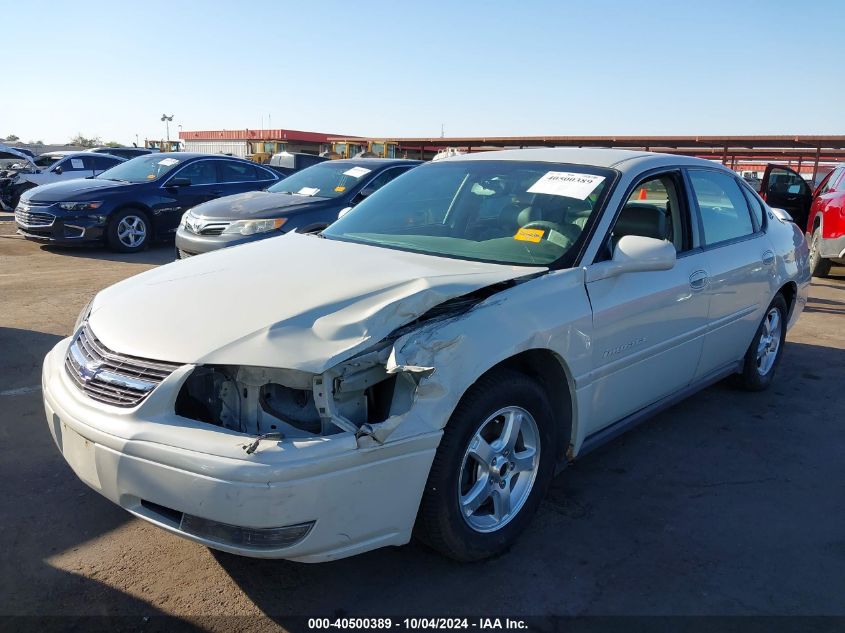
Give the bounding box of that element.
[79,359,103,382]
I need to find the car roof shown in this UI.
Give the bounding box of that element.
[89,146,149,152]
[47,151,123,159]
[444,147,733,174]
[152,152,256,162]
[329,158,423,167]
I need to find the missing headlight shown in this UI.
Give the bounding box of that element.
[176,360,407,442]
[259,383,321,434]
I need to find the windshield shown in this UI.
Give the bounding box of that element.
[95,154,182,183]
[322,160,613,267]
[267,162,376,199]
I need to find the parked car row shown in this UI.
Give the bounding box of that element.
[14,153,282,251]
[40,148,810,563]
[12,151,421,254]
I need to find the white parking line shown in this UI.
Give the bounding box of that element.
[0,385,42,397]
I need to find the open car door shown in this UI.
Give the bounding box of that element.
[760,163,813,231]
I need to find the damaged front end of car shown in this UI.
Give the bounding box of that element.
[172,281,523,454]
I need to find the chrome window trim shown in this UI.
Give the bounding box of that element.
[160,158,279,189]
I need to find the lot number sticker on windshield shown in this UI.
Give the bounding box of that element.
[71,159,84,169]
[297,187,320,196]
[514,227,545,243]
[342,166,371,178]
[158,158,179,166]
[527,172,605,200]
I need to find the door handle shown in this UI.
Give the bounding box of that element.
[689,270,708,290]
[762,250,775,266]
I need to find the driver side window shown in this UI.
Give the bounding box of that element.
[600,173,686,261]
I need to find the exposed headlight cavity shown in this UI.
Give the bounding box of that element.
[175,355,411,440]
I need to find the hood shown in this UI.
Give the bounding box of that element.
[89,232,546,373]
[23,177,136,202]
[191,190,337,220]
[0,144,34,164]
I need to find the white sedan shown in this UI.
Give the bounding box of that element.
[42,148,810,562]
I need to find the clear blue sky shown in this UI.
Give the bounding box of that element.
[3,0,844,145]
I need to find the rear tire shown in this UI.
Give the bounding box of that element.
[808,226,832,278]
[734,294,787,392]
[415,369,558,562]
[107,208,150,253]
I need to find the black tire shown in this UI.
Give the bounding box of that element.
[415,368,558,562]
[734,294,788,392]
[106,208,150,253]
[808,226,832,278]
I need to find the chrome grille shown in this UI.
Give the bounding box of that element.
[198,221,231,236]
[184,214,231,236]
[15,206,55,227]
[64,323,182,407]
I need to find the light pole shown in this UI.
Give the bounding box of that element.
[161,114,174,142]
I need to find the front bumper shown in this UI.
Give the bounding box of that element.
[15,202,106,244]
[42,338,440,562]
[174,226,281,257]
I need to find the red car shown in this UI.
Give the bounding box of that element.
[760,164,845,277]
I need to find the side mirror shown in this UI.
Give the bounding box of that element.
[53,166,63,175]
[337,206,353,219]
[167,177,191,188]
[586,235,676,282]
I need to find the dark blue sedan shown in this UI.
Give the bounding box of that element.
[15,153,280,252]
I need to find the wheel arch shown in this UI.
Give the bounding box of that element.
[777,280,798,321]
[468,349,575,464]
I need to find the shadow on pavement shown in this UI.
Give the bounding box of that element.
[0,327,201,629]
[213,341,845,621]
[41,243,174,266]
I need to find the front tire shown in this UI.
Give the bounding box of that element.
[107,209,150,253]
[415,369,558,562]
[808,226,832,278]
[734,294,788,392]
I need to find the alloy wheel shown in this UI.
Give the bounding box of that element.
[117,215,147,248]
[756,307,782,376]
[457,406,540,533]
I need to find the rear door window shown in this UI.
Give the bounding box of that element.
[218,160,260,182]
[688,170,755,245]
[91,155,121,171]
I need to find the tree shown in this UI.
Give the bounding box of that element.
[70,133,102,148]
[104,141,123,148]
[3,134,19,142]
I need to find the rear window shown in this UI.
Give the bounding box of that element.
[689,170,754,245]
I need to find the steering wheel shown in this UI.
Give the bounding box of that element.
[520,221,581,244]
